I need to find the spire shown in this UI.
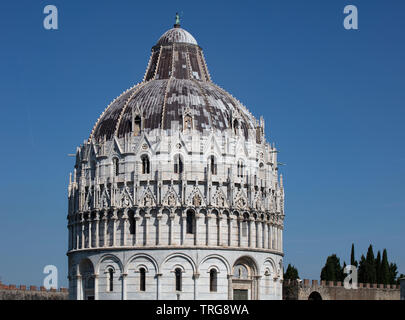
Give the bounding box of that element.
[174,12,181,28]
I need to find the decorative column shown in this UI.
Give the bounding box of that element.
[122,210,128,247]
[156,273,162,300]
[88,215,92,249]
[228,216,233,246]
[269,224,273,250]
[112,210,118,247]
[103,212,108,247]
[206,214,211,246]
[227,275,233,300]
[248,217,254,248]
[156,213,162,245]
[144,212,150,246]
[193,273,200,300]
[180,213,186,245]
[94,274,99,300]
[263,222,268,249]
[274,226,278,251]
[237,217,242,247]
[195,213,201,246]
[134,213,141,246]
[95,211,100,248]
[169,213,175,245]
[217,215,222,246]
[67,224,72,250]
[76,275,82,300]
[121,273,127,300]
[75,217,80,249]
[280,227,283,252]
[255,275,262,300]
[80,214,85,249]
[256,220,261,249]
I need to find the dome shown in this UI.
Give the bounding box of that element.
[156,27,198,46]
[90,24,258,142]
[68,20,285,301]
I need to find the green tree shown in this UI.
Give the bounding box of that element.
[358,254,366,283]
[381,249,390,284]
[284,264,299,280]
[375,251,381,283]
[320,254,343,282]
[364,245,377,283]
[350,243,358,267]
[389,263,398,285]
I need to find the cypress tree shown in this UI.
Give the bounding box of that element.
[358,254,366,283]
[381,249,390,284]
[376,251,381,283]
[389,263,398,285]
[365,245,377,283]
[350,243,358,267]
[341,261,347,281]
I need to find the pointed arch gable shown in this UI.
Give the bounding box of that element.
[187,185,207,207]
[162,185,181,207]
[106,136,123,157]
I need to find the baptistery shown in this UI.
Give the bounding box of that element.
[67,18,285,300]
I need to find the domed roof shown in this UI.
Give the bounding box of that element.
[157,27,198,46]
[90,79,256,141]
[89,23,259,142]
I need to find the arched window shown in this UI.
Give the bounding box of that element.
[108,268,114,292]
[134,116,142,136]
[90,161,96,180]
[209,155,217,175]
[242,213,249,237]
[141,155,150,174]
[186,210,194,234]
[128,211,135,235]
[113,158,119,176]
[237,160,244,178]
[184,114,193,132]
[175,268,182,291]
[174,154,183,174]
[233,120,239,135]
[139,268,146,292]
[209,269,217,292]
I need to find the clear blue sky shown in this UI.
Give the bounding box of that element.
[0,0,404,287]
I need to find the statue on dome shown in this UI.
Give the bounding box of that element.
[175,12,181,27]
